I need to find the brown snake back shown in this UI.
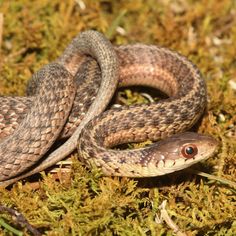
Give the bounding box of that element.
[0,31,217,185]
[0,31,119,181]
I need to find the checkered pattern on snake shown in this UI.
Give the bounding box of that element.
[0,31,217,185]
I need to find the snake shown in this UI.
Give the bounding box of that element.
[0,31,218,186]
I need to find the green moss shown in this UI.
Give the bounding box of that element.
[0,0,235,235]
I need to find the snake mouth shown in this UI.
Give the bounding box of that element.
[122,133,220,177]
[156,136,219,175]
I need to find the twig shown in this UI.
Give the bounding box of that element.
[106,10,127,39]
[189,169,236,189]
[0,218,23,236]
[155,201,187,236]
[0,205,41,236]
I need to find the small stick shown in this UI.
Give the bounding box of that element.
[0,205,41,236]
[188,169,236,189]
[155,201,187,236]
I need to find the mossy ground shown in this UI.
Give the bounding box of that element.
[0,0,235,235]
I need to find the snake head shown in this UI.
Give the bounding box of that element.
[146,132,218,176]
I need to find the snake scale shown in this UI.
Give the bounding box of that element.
[0,31,217,186]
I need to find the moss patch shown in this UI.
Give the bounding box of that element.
[0,0,235,235]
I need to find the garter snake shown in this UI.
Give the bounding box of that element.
[0,31,218,186]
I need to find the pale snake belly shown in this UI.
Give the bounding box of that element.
[0,31,218,186]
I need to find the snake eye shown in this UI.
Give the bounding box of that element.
[181,144,198,159]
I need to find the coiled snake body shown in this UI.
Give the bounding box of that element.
[0,31,217,186]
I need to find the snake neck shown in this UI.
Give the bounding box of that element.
[78,45,207,176]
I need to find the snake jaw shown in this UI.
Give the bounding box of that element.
[78,132,219,178]
[107,132,218,177]
[145,132,219,176]
[97,132,218,178]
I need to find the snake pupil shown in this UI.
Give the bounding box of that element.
[186,147,194,154]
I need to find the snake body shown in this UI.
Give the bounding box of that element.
[0,31,218,185]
